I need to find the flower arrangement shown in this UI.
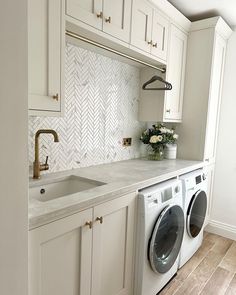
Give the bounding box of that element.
[140,123,179,160]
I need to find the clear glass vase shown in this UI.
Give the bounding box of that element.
[148,145,164,161]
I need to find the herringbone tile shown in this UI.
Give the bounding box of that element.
[28,43,146,173]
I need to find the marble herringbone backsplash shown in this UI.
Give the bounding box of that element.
[28,43,146,173]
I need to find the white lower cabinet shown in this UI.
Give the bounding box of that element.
[29,192,136,295]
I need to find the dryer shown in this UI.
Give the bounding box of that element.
[179,169,208,268]
[135,179,184,295]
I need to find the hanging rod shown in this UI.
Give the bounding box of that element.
[65,30,166,73]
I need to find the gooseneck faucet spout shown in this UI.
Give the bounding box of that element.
[33,129,59,179]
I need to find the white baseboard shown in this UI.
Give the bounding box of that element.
[205,220,236,241]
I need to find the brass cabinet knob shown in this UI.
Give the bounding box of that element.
[85,221,93,229]
[147,40,153,45]
[97,11,103,18]
[153,42,158,48]
[105,16,111,23]
[52,93,59,101]
[96,216,103,224]
[166,109,171,113]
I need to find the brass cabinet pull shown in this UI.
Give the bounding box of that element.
[52,93,59,101]
[85,221,93,229]
[147,40,153,45]
[153,42,158,48]
[97,11,103,18]
[96,216,103,224]
[166,109,171,113]
[105,16,111,23]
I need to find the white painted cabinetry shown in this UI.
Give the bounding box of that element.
[131,0,169,61]
[176,17,232,223]
[164,25,187,122]
[139,24,187,123]
[28,0,65,116]
[177,17,232,163]
[66,0,103,30]
[29,208,93,295]
[66,0,132,43]
[91,193,136,295]
[29,192,136,295]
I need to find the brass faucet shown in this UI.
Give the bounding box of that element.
[33,129,59,179]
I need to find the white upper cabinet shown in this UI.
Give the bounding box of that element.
[66,0,103,30]
[66,0,132,43]
[131,0,169,61]
[131,0,153,52]
[139,25,187,123]
[164,25,187,122]
[103,0,132,42]
[151,10,169,60]
[28,0,65,116]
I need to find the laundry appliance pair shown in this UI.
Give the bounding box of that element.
[135,169,208,295]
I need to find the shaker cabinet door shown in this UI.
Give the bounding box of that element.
[151,10,169,61]
[204,35,226,162]
[91,192,136,295]
[29,209,93,295]
[131,0,153,53]
[66,0,103,30]
[164,25,187,122]
[103,0,132,42]
[28,0,64,115]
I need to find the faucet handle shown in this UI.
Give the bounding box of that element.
[40,156,49,172]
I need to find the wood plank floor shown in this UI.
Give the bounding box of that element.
[159,232,236,295]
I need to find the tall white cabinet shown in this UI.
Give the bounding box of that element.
[29,192,136,295]
[176,17,232,220]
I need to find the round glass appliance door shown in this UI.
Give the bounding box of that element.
[187,190,207,238]
[149,204,184,274]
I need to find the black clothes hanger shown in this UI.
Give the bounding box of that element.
[142,75,172,91]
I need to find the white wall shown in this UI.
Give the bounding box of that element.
[210,29,236,239]
[0,1,28,294]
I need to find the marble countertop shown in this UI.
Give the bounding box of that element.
[29,158,204,230]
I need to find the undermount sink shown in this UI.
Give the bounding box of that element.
[29,175,106,202]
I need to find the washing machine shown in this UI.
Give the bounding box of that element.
[179,169,208,268]
[135,179,185,295]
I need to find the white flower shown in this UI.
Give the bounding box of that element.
[173,134,179,139]
[150,135,163,143]
[160,127,167,133]
[166,128,172,134]
[150,135,159,143]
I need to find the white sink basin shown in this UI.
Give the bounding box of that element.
[29,175,106,202]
